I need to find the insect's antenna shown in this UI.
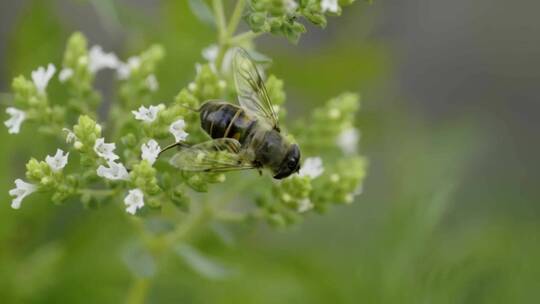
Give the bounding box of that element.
[158,142,190,157]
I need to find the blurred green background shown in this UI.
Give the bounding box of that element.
[1,0,539,303]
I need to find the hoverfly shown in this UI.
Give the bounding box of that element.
[159,48,301,179]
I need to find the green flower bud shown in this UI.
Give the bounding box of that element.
[170,186,191,212]
[192,64,224,101]
[73,115,101,153]
[184,173,209,193]
[121,133,138,148]
[26,158,51,183]
[311,156,367,210]
[297,92,360,153]
[130,160,161,195]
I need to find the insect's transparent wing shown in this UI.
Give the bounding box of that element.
[233,48,279,130]
[169,138,254,172]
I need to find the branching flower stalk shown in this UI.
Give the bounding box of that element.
[4,0,368,302]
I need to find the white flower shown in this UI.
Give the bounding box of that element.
[97,160,130,181]
[299,157,324,179]
[45,149,69,172]
[89,45,120,73]
[4,107,26,134]
[202,44,219,62]
[31,63,56,94]
[132,105,161,123]
[297,198,314,213]
[9,179,37,209]
[141,139,161,165]
[124,189,144,215]
[146,74,158,91]
[337,128,360,155]
[169,119,189,142]
[117,56,141,80]
[285,0,298,13]
[94,137,119,161]
[201,44,235,74]
[58,68,74,83]
[321,0,339,13]
[63,128,77,143]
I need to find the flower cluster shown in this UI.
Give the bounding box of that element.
[244,0,359,42]
[4,2,370,299]
[6,2,366,228]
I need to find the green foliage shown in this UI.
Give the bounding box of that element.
[6,2,535,304]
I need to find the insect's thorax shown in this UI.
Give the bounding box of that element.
[200,101,257,145]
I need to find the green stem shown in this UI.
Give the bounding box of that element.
[164,200,212,246]
[229,31,262,45]
[125,277,150,304]
[78,188,116,196]
[226,0,246,38]
[212,0,227,44]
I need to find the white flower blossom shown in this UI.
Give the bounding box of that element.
[45,149,69,172]
[31,63,56,94]
[285,0,298,13]
[201,44,235,74]
[124,189,144,215]
[337,128,360,155]
[169,119,189,142]
[321,0,340,13]
[58,68,74,83]
[94,138,119,161]
[141,139,161,165]
[202,44,219,62]
[9,179,37,209]
[4,107,26,134]
[132,105,161,123]
[63,128,77,143]
[146,74,158,91]
[299,157,324,179]
[89,45,120,73]
[97,160,130,181]
[297,198,314,213]
[117,56,141,80]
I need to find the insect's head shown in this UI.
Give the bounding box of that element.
[273,144,301,179]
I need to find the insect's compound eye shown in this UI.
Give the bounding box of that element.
[287,159,297,170]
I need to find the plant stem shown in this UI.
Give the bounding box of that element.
[212,0,227,44]
[78,188,116,196]
[164,200,212,246]
[226,0,246,38]
[229,31,262,45]
[125,277,150,304]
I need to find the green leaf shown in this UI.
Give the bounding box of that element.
[121,240,156,279]
[188,0,216,28]
[174,244,232,280]
[211,222,236,247]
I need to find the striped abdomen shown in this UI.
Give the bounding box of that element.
[200,101,256,146]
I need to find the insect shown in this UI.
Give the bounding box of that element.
[160,48,301,179]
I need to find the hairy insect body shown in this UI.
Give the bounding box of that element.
[166,48,301,179]
[200,101,288,171]
[200,102,255,144]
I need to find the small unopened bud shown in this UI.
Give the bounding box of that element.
[329,108,341,119]
[281,193,292,203]
[74,141,83,150]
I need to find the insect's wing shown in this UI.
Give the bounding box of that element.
[169,138,254,172]
[233,48,280,130]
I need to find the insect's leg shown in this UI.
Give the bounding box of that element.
[158,142,191,157]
